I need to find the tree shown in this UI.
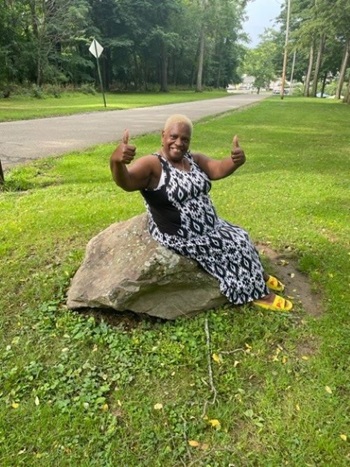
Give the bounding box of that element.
[331,0,350,99]
[207,0,248,88]
[243,29,280,92]
[24,0,93,86]
[184,0,247,92]
[0,0,48,88]
[143,0,183,92]
[344,72,350,104]
[336,39,349,99]
[277,0,350,101]
[0,0,249,91]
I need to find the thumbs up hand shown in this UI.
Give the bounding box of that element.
[231,135,246,168]
[122,129,130,145]
[111,129,136,164]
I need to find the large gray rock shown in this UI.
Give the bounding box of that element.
[67,213,227,319]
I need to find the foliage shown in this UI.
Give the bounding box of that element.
[277,0,350,100]
[0,97,350,464]
[243,29,280,90]
[0,0,93,88]
[0,0,248,92]
[244,0,350,103]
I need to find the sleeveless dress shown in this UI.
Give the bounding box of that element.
[141,152,269,305]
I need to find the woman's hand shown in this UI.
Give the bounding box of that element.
[193,134,246,180]
[111,129,136,164]
[231,135,246,168]
[110,130,158,191]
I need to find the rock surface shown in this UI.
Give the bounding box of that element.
[67,213,227,319]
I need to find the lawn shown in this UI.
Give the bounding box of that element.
[0,90,228,122]
[0,97,349,466]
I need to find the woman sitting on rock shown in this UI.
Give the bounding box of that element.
[110,114,292,312]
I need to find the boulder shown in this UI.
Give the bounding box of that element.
[67,213,227,319]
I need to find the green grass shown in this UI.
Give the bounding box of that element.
[1,97,350,465]
[0,90,227,122]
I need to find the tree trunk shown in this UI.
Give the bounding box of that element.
[215,40,224,88]
[29,0,39,39]
[132,52,140,90]
[320,71,327,96]
[344,73,350,104]
[160,42,168,92]
[196,27,205,92]
[311,34,325,97]
[104,49,111,91]
[215,56,222,89]
[36,52,42,86]
[336,38,350,99]
[304,43,314,97]
[30,1,42,87]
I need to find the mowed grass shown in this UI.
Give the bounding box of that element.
[0,97,350,465]
[0,90,227,122]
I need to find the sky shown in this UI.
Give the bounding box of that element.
[243,0,283,47]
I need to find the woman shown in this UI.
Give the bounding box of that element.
[110,114,292,312]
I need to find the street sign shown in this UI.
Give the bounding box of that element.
[89,39,103,59]
[88,38,106,108]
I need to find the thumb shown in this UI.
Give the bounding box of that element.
[232,135,239,149]
[122,129,129,145]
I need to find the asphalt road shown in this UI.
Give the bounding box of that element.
[0,93,267,171]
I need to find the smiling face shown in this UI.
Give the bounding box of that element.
[161,122,191,162]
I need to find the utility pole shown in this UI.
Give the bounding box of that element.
[289,49,296,95]
[281,0,291,100]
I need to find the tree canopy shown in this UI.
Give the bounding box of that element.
[276,0,350,101]
[0,0,248,92]
[241,0,350,103]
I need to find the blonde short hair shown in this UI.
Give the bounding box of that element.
[163,114,193,135]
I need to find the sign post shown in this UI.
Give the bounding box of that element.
[89,38,107,107]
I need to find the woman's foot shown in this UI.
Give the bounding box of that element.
[253,293,293,312]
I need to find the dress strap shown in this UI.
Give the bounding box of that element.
[152,152,162,160]
[149,153,167,191]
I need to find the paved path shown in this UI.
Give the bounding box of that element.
[0,93,266,170]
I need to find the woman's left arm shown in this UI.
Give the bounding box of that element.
[193,135,246,180]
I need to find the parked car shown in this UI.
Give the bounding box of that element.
[272,87,289,95]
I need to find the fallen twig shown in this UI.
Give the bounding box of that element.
[181,415,192,464]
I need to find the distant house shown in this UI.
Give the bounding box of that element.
[239,75,255,89]
[271,80,290,94]
[227,75,255,92]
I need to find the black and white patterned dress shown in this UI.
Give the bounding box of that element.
[141,152,269,305]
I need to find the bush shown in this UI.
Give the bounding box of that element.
[31,85,44,99]
[325,81,338,96]
[289,83,304,96]
[1,88,10,98]
[0,83,27,98]
[43,84,62,98]
[79,83,96,95]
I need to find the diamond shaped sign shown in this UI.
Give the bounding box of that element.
[89,39,103,58]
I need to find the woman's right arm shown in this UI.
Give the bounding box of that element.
[110,130,156,192]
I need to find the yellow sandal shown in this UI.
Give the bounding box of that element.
[253,295,293,312]
[266,275,285,293]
